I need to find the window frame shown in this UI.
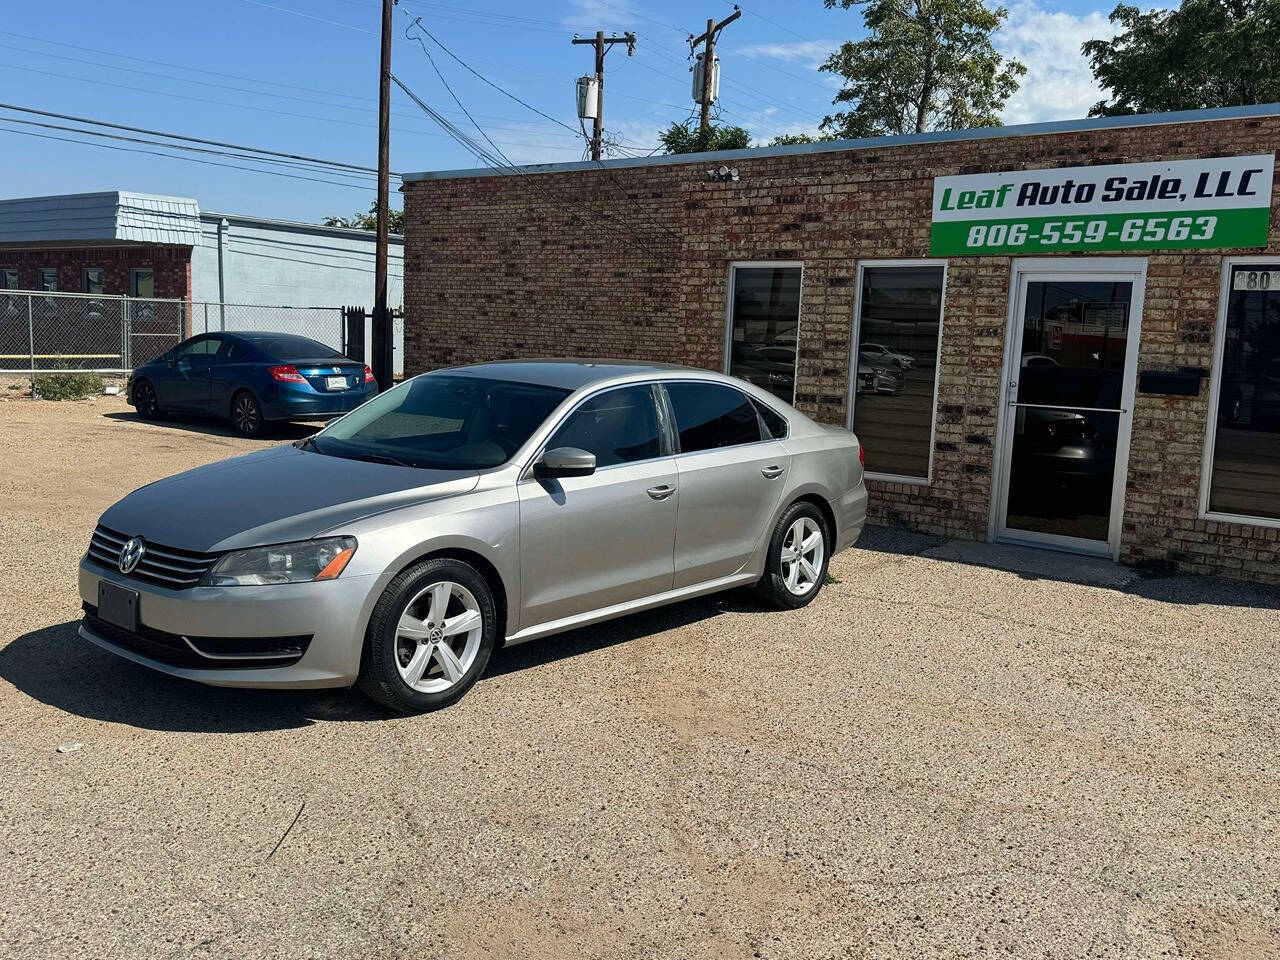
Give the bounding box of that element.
[722,260,804,407]
[131,267,156,298]
[523,382,672,479]
[845,258,949,486]
[659,378,776,455]
[1198,254,1280,529]
[82,266,104,295]
[543,381,670,470]
[38,267,58,293]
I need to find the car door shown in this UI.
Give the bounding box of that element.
[208,337,250,414]
[162,335,222,410]
[517,383,678,629]
[662,380,791,588]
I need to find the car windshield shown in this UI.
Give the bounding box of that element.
[244,334,344,360]
[308,374,570,469]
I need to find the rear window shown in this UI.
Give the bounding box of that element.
[245,335,344,361]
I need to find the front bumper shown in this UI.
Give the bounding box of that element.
[78,557,385,688]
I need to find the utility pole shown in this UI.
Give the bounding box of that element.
[373,0,395,391]
[571,30,635,161]
[689,5,740,131]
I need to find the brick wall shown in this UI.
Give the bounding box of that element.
[0,245,190,299]
[403,114,1280,584]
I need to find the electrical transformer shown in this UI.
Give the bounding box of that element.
[692,52,720,105]
[576,76,599,120]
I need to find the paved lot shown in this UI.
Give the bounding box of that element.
[2,396,1279,960]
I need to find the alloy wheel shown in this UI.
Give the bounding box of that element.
[233,395,259,434]
[395,580,484,694]
[780,516,824,596]
[135,382,156,418]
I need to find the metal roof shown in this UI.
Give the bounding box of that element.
[0,191,201,246]
[402,102,1280,183]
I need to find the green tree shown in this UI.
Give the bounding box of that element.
[819,0,1026,138]
[657,122,752,154]
[1083,0,1280,116]
[323,201,404,233]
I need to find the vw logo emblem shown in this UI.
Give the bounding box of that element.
[118,537,146,575]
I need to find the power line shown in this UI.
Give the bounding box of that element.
[0,101,391,176]
[0,123,380,191]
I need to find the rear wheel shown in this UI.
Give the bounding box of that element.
[357,557,498,713]
[132,379,163,420]
[756,501,830,609]
[231,390,264,438]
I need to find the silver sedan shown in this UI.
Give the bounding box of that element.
[79,361,867,712]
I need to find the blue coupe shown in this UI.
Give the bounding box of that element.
[127,332,378,437]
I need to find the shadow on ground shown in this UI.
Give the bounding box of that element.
[102,410,317,441]
[854,524,1280,609]
[0,593,743,732]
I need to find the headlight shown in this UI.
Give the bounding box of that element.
[204,537,357,586]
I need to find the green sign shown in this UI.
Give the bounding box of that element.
[930,154,1275,256]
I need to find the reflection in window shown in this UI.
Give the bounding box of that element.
[726,265,800,403]
[851,265,944,479]
[131,268,155,298]
[0,269,17,289]
[83,267,104,295]
[1209,265,1280,520]
[38,268,57,292]
[550,385,661,468]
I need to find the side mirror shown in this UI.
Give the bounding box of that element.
[535,446,596,478]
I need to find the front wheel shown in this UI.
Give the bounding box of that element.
[231,390,264,437]
[756,501,830,609]
[132,379,164,420]
[357,558,498,713]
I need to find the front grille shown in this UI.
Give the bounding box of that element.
[86,525,219,590]
[81,604,311,670]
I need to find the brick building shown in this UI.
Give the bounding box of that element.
[400,104,1280,583]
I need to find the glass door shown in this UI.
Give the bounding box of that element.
[995,264,1144,556]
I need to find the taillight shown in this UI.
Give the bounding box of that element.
[268,365,307,384]
[363,364,375,383]
[858,443,865,467]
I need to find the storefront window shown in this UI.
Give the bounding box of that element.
[850,264,945,480]
[1207,264,1280,520]
[725,264,801,404]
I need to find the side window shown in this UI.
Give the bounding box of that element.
[666,382,763,453]
[176,337,220,360]
[38,268,57,292]
[131,267,155,298]
[219,339,248,362]
[548,385,661,468]
[1,269,19,289]
[751,397,788,439]
[83,267,104,295]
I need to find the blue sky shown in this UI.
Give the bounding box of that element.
[0,0,1123,224]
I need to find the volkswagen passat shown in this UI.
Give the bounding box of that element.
[80,361,867,712]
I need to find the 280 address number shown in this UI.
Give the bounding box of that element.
[964,215,1219,248]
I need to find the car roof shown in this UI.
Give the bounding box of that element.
[440,358,699,391]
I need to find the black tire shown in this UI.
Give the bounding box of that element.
[132,379,164,420]
[356,557,498,713]
[230,390,264,438]
[755,500,831,610]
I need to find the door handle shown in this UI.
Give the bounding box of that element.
[761,465,785,479]
[646,484,676,501]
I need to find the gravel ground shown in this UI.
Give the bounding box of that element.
[2,396,1279,960]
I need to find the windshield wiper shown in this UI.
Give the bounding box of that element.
[295,435,318,451]
[356,452,414,468]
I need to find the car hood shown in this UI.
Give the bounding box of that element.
[98,445,481,552]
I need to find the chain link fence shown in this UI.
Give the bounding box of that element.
[0,290,347,388]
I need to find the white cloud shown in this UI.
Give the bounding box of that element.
[996,1,1118,125]
[738,41,833,70]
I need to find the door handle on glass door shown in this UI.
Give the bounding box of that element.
[646,484,676,501]
[761,465,785,479]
